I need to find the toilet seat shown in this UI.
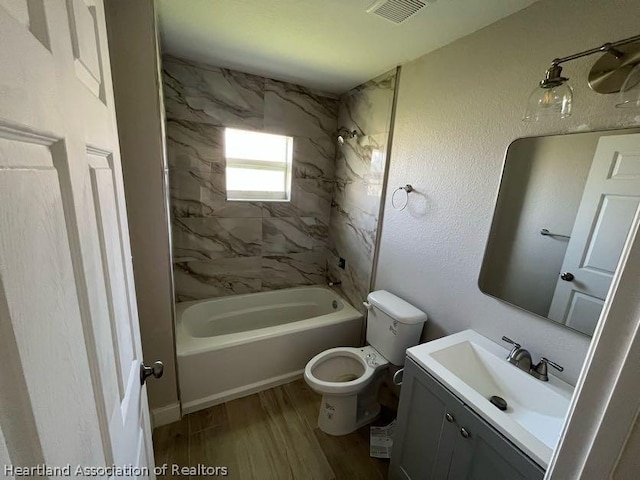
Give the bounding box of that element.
[304,346,389,396]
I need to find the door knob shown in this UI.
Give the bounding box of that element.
[140,361,164,385]
[560,272,575,281]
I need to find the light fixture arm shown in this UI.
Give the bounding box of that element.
[525,33,640,121]
[549,34,640,67]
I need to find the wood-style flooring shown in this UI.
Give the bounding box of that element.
[153,379,391,480]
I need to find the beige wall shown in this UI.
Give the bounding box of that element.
[105,0,178,412]
[375,0,640,385]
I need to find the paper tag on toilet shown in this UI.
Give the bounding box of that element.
[370,420,396,458]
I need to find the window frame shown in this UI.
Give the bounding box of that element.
[224,128,294,202]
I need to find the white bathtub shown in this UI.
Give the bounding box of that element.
[176,286,363,413]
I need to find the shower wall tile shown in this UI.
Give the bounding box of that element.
[167,114,265,218]
[328,69,397,310]
[293,135,336,180]
[163,55,264,130]
[261,252,326,291]
[168,169,224,216]
[262,217,328,255]
[169,169,263,218]
[172,216,262,261]
[294,178,333,221]
[171,196,264,219]
[330,203,377,258]
[173,257,262,302]
[264,79,339,138]
[332,178,380,221]
[326,248,369,315]
[259,180,332,224]
[338,70,396,137]
[332,132,389,217]
[335,133,389,182]
[166,119,225,173]
[163,55,340,300]
[259,200,300,219]
[328,201,377,307]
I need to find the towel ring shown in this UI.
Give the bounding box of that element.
[391,184,413,211]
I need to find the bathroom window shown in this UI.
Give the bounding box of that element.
[224,128,293,201]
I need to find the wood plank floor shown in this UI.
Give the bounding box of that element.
[153,379,392,480]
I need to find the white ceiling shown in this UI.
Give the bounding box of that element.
[156,0,539,95]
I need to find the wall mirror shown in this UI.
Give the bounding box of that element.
[480,127,640,336]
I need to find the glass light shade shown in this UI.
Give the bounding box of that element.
[523,83,573,122]
[615,63,640,109]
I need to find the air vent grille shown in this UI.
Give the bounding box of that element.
[367,0,428,24]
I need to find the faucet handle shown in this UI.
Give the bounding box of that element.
[540,357,564,372]
[501,336,521,349]
[501,336,520,347]
[531,357,564,381]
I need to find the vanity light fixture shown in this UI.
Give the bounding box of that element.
[523,34,640,122]
[617,62,640,109]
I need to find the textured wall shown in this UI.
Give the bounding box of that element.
[327,69,397,310]
[162,55,338,301]
[374,0,640,385]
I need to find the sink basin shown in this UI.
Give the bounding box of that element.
[407,330,574,468]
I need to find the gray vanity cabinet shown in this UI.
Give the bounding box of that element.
[389,358,545,480]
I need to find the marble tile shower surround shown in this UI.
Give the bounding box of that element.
[327,70,397,311]
[163,55,339,301]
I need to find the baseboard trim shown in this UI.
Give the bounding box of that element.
[182,370,304,414]
[151,402,181,428]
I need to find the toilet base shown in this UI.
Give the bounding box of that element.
[317,375,384,436]
[317,393,382,436]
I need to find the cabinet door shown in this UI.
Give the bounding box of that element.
[447,406,545,480]
[390,359,463,480]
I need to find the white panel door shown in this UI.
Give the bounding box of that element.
[0,0,155,475]
[548,134,640,335]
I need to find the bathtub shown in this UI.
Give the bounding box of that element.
[176,286,363,413]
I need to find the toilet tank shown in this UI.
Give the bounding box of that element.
[366,290,427,366]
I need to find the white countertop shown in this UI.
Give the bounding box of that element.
[406,330,574,468]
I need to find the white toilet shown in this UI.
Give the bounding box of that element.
[304,290,427,436]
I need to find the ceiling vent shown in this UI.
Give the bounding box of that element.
[366,0,429,24]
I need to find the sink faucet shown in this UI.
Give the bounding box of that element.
[501,336,532,372]
[501,336,564,381]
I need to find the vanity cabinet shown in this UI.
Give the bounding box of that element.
[389,358,544,480]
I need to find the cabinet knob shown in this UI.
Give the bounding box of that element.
[460,427,471,439]
[445,413,455,423]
